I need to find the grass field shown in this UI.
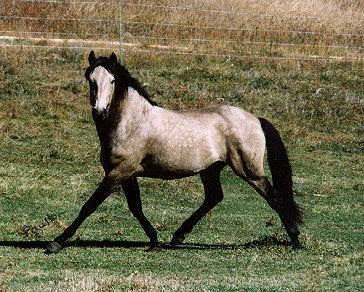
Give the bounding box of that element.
[0,46,363,290]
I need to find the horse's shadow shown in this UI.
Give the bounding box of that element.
[0,235,291,251]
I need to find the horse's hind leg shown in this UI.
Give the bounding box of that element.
[170,163,224,245]
[247,177,302,248]
[121,176,159,250]
[45,174,118,254]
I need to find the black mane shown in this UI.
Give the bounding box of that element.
[85,55,157,106]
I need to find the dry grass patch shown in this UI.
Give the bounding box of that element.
[1,0,363,60]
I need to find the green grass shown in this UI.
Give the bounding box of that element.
[0,49,363,290]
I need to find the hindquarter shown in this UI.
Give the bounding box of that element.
[222,106,266,179]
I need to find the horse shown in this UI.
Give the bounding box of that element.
[45,51,303,254]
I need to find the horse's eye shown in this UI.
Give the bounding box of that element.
[111,80,115,84]
[89,82,97,100]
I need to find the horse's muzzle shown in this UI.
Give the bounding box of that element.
[93,107,109,119]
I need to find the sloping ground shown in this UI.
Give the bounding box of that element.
[0,47,363,289]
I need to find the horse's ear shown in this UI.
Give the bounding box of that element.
[88,51,96,65]
[109,52,118,64]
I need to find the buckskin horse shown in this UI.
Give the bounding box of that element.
[45,51,303,254]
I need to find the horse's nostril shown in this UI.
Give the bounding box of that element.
[101,108,108,119]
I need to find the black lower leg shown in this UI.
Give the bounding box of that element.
[122,177,159,248]
[171,166,223,245]
[171,202,213,245]
[45,176,114,254]
[53,198,102,244]
[281,216,302,249]
[250,177,302,249]
[268,188,302,249]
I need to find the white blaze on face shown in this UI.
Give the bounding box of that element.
[90,66,115,115]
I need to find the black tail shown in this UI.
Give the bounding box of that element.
[258,117,303,227]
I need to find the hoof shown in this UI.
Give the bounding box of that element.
[44,241,63,254]
[170,235,184,246]
[292,240,304,250]
[146,243,163,253]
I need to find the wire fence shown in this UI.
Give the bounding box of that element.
[1,0,363,62]
[1,15,363,37]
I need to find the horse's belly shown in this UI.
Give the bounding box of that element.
[138,165,198,180]
[139,145,225,179]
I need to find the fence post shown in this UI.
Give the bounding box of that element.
[118,0,123,64]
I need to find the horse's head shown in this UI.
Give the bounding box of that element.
[84,51,120,118]
[85,51,157,120]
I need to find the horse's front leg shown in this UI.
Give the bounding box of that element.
[121,176,160,251]
[45,173,121,254]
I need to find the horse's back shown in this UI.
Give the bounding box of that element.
[184,104,264,146]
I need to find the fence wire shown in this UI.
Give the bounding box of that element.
[2,32,363,51]
[1,15,363,37]
[5,43,363,63]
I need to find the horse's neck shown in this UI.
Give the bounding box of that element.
[94,86,153,149]
[119,87,154,122]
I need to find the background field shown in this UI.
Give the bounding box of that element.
[1,0,364,60]
[1,0,363,290]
